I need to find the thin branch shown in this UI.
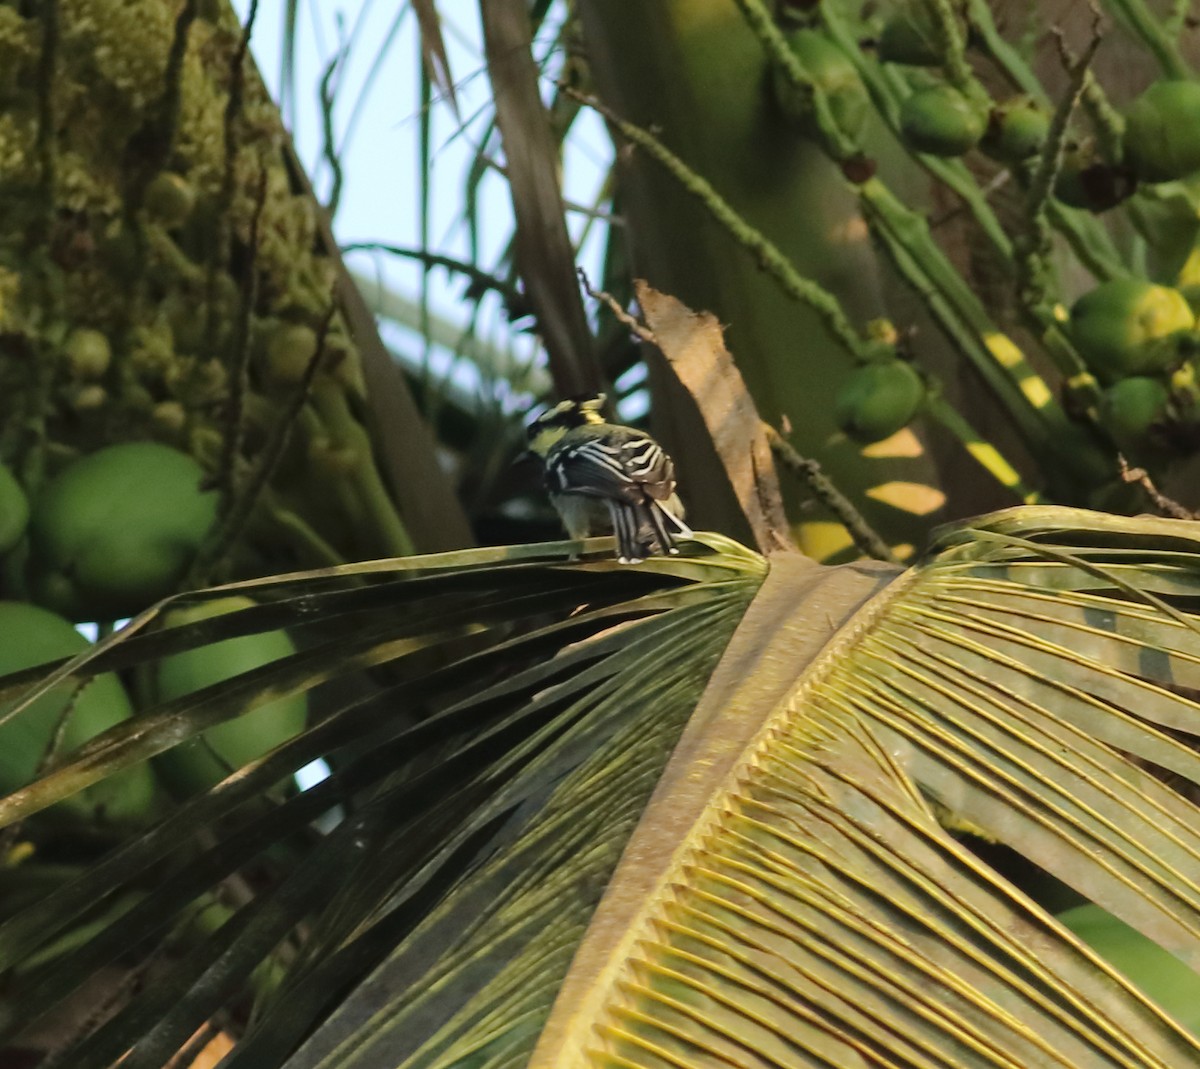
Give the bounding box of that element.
[34,0,59,227]
[562,85,879,366]
[341,243,526,312]
[730,0,859,160]
[578,267,656,345]
[1017,19,1103,314]
[763,423,897,563]
[203,0,260,363]
[927,0,976,92]
[194,303,337,580]
[1118,456,1194,519]
[1102,0,1190,78]
[216,161,269,506]
[146,0,198,180]
[1080,68,1124,161]
[318,42,347,217]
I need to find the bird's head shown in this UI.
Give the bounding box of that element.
[524,394,607,457]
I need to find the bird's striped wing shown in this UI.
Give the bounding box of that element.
[546,430,677,505]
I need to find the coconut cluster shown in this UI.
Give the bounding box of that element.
[768,2,1200,460]
[1072,279,1200,455]
[0,0,388,624]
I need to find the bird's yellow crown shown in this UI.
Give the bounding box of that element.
[525,394,607,457]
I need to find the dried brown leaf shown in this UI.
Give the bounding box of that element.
[636,280,792,555]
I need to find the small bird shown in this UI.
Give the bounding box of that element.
[525,394,692,563]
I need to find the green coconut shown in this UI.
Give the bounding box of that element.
[63,328,112,380]
[772,29,870,143]
[1124,81,1200,184]
[144,595,308,796]
[982,97,1049,163]
[143,172,197,228]
[899,84,986,157]
[27,442,218,621]
[1071,279,1196,381]
[0,601,156,823]
[264,322,320,384]
[1099,376,1171,449]
[835,361,926,443]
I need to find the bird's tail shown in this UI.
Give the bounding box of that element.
[608,499,693,563]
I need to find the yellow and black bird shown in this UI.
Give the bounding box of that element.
[525,394,692,563]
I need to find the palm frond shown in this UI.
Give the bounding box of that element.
[10,509,1200,1067]
[0,535,763,1067]
[535,508,1200,1068]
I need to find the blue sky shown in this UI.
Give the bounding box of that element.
[231,0,615,410]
